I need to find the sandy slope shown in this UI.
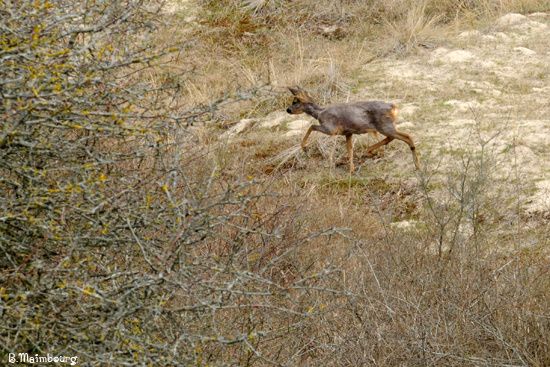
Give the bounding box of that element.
[228,12,549,216]
[378,12,550,214]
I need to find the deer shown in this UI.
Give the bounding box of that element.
[286,87,420,173]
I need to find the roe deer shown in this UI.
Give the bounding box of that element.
[286,87,420,172]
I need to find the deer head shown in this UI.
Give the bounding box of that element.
[286,87,314,114]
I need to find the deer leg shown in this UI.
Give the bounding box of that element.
[365,136,394,156]
[345,134,354,172]
[301,126,314,150]
[301,124,334,150]
[393,131,421,170]
[368,131,384,156]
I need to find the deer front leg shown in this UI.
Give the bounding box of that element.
[301,124,333,151]
[346,134,354,172]
[301,126,315,151]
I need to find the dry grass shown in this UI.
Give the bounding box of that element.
[141,0,550,364]
[197,122,549,364]
[162,0,549,118]
[3,1,548,365]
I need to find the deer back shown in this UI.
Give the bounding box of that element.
[318,101,396,135]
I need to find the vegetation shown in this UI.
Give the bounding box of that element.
[1,0,549,366]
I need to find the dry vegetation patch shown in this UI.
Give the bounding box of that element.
[175,2,550,364]
[2,0,549,365]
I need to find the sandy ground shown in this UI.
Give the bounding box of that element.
[226,12,549,216]
[379,12,549,214]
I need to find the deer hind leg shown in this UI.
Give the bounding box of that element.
[365,136,394,156]
[368,131,385,156]
[393,131,420,170]
[345,134,354,172]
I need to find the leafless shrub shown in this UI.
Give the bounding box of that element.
[282,120,550,366]
[0,1,352,365]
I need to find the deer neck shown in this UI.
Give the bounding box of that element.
[303,103,323,120]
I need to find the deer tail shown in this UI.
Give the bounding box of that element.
[389,104,398,120]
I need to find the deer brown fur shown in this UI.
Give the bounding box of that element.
[286,86,420,172]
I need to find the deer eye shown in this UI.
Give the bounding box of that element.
[293,99,299,104]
